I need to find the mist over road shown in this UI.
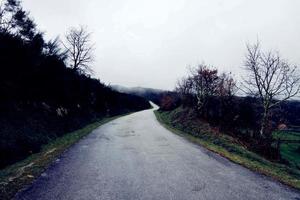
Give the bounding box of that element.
[15,105,300,200]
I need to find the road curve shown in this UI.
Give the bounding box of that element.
[15,105,300,200]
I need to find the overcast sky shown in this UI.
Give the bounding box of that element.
[22,0,300,90]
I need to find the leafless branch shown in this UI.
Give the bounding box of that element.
[63,26,94,75]
[242,41,300,138]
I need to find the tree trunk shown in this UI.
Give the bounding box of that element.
[259,107,274,157]
[260,110,268,138]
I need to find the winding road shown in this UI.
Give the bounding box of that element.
[15,104,300,200]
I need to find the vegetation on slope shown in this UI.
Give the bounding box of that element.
[0,114,128,200]
[0,0,151,169]
[155,107,300,189]
[155,44,300,190]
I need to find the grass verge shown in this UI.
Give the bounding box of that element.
[273,131,300,169]
[0,113,130,200]
[154,109,300,190]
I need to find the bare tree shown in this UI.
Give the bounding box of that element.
[175,76,194,106]
[191,64,219,112]
[176,64,237,111]
[63,26,94,74]
[217,72,237,97]
[176,76,193,97]
[243,42,300,139]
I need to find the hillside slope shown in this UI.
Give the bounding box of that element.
[0,22,151,169]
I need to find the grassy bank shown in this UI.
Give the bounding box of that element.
[273,131,300,169]
[0,113,129,200]
[154,108,300,190]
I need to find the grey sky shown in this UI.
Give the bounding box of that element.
[22,0,300,90]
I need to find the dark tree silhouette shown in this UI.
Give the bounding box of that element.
[63,26,94,74]
[0,0,37,39]
[0,0,20,32]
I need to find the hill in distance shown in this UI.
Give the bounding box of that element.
[111,85,166,105]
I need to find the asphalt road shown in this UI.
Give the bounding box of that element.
[15,105,300,200]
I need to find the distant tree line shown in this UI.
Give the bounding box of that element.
[0,0,150,168]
